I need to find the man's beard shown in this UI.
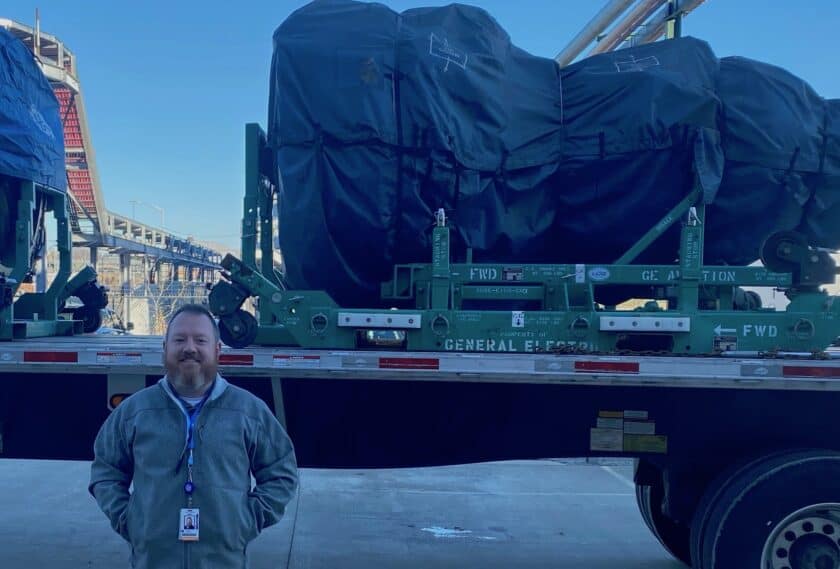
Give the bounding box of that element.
[167,357,217,395]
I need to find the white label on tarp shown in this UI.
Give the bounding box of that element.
[590,428,624,452]
[623,410,649,420]
[596,418,624,430]
[575,264,586,284]
[624,421,656,435]
[512,311,525,328]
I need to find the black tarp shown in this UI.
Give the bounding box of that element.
[705,57,834,264]
[269,0,838,306]
[0,27,65,192]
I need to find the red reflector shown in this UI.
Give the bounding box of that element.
[782,365,840,378]
[575,360,639,374]
[24,351,78,363]
[379,357,439,370]
[219,354,254,366]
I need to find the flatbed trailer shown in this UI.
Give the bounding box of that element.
[3,336,840,567]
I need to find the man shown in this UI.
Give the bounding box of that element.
[89,304,298,568]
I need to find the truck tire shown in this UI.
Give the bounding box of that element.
[691,454,770,567]
[692,449,840,569]
[636,481,691,566]
[689,450,804,568]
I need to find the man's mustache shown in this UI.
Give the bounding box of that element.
[179,354,201,362]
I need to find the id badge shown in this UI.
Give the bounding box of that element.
[179,508,200,541]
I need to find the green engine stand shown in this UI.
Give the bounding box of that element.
[0,176,108,340]
[209,124,840,355]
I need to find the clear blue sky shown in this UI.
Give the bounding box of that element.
[5,1,840,250]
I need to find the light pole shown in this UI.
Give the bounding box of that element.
[129,200,166,228]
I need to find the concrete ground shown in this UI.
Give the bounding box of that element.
[0,458,686,569]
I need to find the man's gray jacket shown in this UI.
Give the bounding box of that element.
[89,376,298,569]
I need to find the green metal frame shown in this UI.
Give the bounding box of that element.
[0,177,103,340]
[209,124,840,354]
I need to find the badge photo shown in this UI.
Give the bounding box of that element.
[179,508,200,541]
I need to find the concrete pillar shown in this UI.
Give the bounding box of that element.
[120,253,132,326]
[143,256,150,286]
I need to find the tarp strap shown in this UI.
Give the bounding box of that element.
[818,110,829,176]
[782,146,801,190]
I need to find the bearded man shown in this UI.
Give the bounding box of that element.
[89,304,297,569]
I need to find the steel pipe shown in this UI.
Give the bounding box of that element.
[637,0,707,44]
[588,0,668,55]
[555,0,638,66]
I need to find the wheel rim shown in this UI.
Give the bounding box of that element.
[762,503,840,569]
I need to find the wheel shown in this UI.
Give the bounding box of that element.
[760,231,808,274]
[693,449,840,569]
[73,306,103,333]
[218,309,258,348]
[690,453,779,568]
[636,481,692,566]
[636,482,655,533]
[689,450,803,568]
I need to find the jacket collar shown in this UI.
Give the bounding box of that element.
[159,374,228,407]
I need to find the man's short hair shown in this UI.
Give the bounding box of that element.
[166,303,220,341]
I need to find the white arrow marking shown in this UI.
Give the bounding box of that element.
[714,325,736,335]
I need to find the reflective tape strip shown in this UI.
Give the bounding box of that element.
[575,360,639,374]
[741,363,781,378]
[379,357,439,370]
[0,351,20,364]
[273,354,320,368]
[219,354,254,366]
[24,351,78,363]
[96,352,142,364]
[341,355,378,368]
[782,365,840,378]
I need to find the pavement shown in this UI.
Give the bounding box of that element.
[0,458,687,568]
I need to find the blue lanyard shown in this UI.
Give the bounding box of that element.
[178,393,209,501]
[178,394,209,467]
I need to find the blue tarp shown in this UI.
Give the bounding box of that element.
[0,27,65,192]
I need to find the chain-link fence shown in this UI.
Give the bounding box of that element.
[109,282,210,335]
